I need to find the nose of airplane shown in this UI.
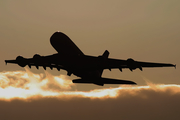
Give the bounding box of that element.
[50,32,84,57]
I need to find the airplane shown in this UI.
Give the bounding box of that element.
[5,32,176,86]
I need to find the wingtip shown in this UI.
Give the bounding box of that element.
[174,64,176,69]
[5,60,7,65]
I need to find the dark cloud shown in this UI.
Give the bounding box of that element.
[0,86,180,120]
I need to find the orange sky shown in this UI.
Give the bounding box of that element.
[0,0,179,88]
[0,1,180,119]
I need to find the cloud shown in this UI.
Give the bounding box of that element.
[0,85,180,120]
[0,71,29,88]
[0,69,180,120]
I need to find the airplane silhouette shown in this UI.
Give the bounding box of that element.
[5,32,176,86]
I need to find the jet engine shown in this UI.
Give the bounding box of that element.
[16,56,27,67]
[33,54,42,60]
[33,54,42,69]
[127,58,142,71]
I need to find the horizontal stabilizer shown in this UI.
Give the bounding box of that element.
[72,77,136,86]
[101,78,136,84]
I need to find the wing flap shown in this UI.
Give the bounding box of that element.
[27,63,66,71]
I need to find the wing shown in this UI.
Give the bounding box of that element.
[5,32,85,73]
[105,58,176,71]
[5,54,67,71]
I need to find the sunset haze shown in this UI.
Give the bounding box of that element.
[0,0,180,119]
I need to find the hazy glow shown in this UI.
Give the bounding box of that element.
[0,68,180,101]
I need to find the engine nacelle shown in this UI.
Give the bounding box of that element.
[33,54,41,60]
[33,54,42,69]
[16,56,27,67]
[33,54,44,63]
[127,58,136,71]
[127,58,142,71]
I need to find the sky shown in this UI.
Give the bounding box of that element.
[0,0,180,119]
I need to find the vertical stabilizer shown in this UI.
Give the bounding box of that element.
[98,50,110,77]
[102,50,109,58]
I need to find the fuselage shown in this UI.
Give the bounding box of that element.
[50,32,104,78]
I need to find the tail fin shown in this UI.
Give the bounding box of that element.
[102,50,109,58]
[98,50,110,77]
